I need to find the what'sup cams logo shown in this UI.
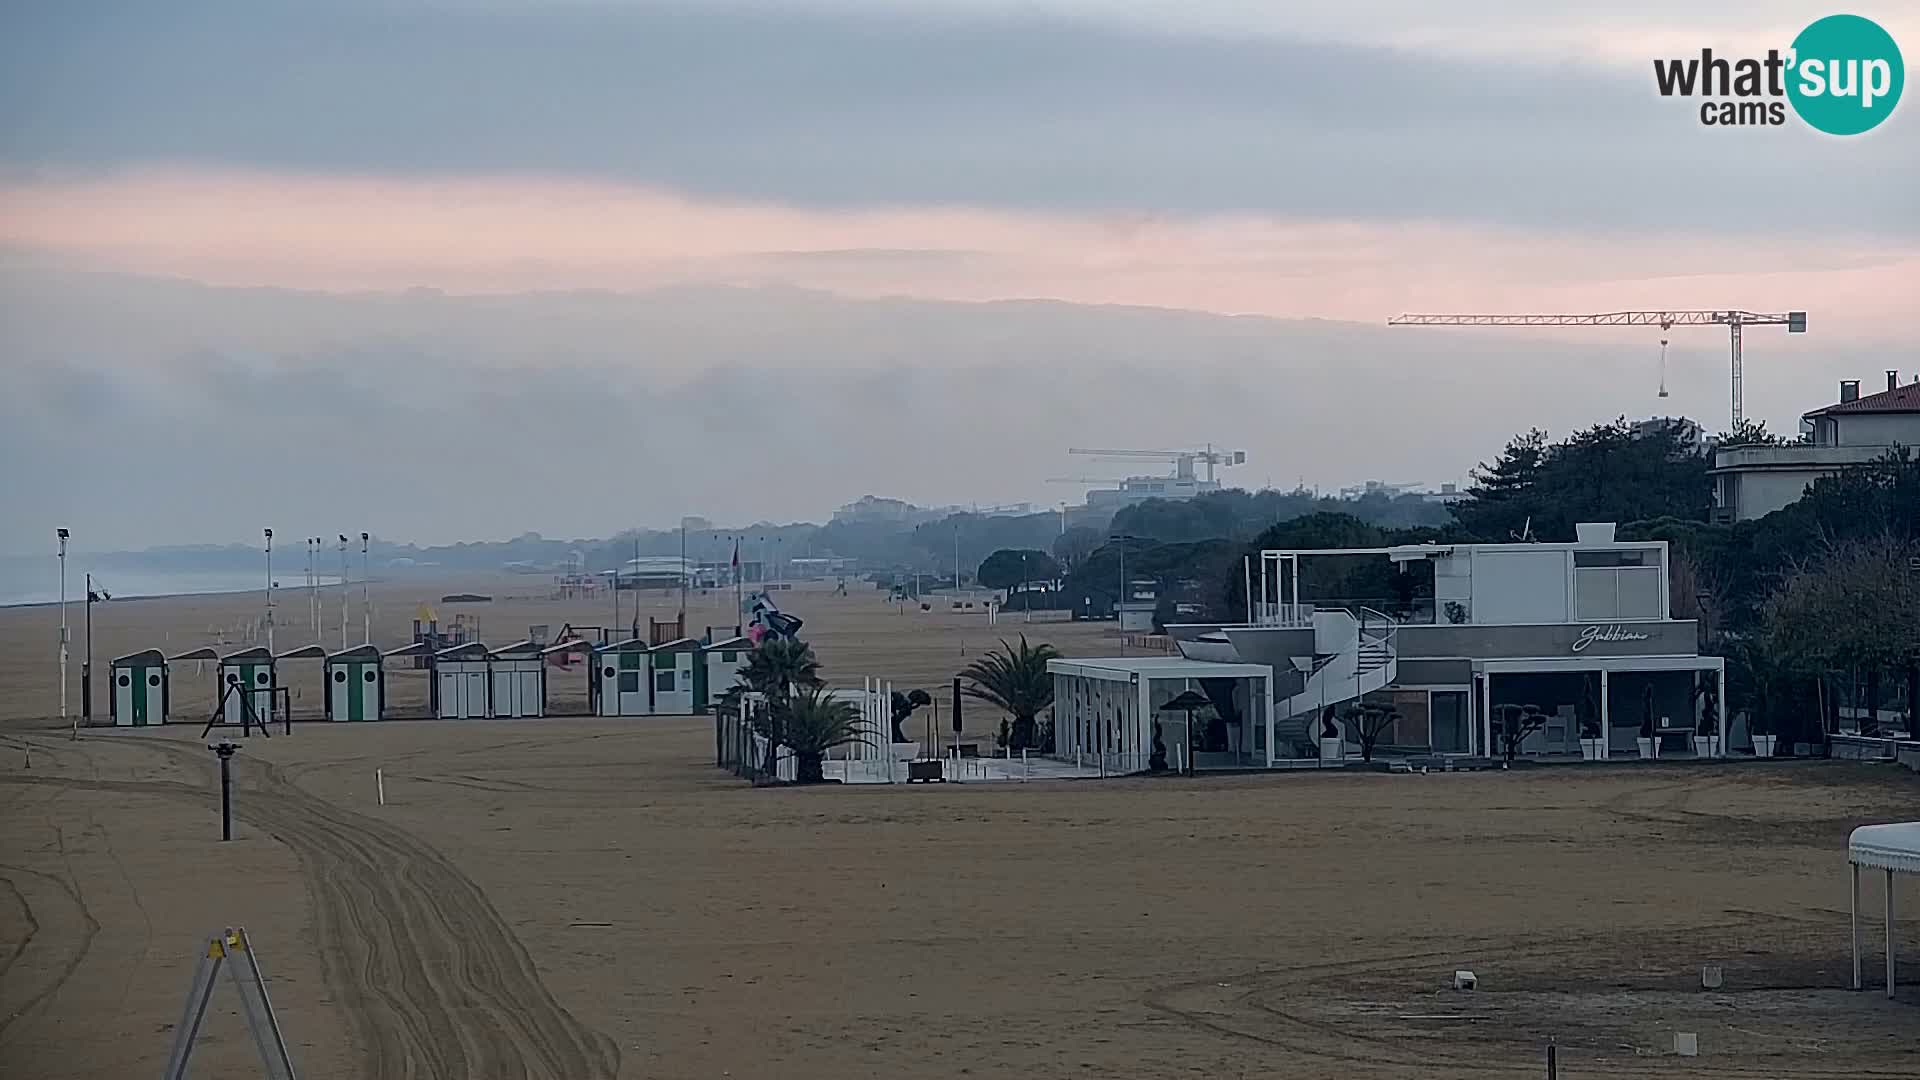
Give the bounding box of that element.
[1654,13,1903,133]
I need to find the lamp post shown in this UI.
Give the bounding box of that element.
[338,535,350,651]
[361,532,370,645]
[1109,534,1136,656]
[58,528,69,736]
[263,528,274,656]
[83,572,102,722]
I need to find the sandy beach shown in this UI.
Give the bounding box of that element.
[2,577,1917,1078]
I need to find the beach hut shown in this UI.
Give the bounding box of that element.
[435,642,491,719]
[275,644,327,722]
[593,638,653,716]
[109,649,169,726]
[650,638,701,714]
[218,647,277,726]
[490,641,546,719]
[698,636,751,714]
[324,644,384,722]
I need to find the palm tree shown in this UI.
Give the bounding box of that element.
[774,686,870,782]
[740,637,824,776]
[960,634,1059,750]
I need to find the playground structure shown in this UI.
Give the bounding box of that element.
[408,605,477,669]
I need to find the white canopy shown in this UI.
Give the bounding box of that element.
[1849,822,1920,875]
[1848,821,1916,999]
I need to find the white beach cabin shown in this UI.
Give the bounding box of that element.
[435,642,491,719]
[490,641,547,719]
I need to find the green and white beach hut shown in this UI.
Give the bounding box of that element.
[650,638,702,714]
[218,647,277,726]
[325,644,384,721]
[109,649,169,726]
[698,636,750,714]
[593,638,653,716]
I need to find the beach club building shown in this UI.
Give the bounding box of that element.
[1053,523,1727,771]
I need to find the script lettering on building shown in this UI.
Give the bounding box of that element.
[1571,624,1652,652]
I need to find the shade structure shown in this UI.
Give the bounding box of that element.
[1850,822,1919,999]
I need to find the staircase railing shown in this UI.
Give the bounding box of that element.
[1272,606,1400,742]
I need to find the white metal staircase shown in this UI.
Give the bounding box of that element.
[1272,607,1399,756]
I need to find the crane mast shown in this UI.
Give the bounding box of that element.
[1388,310,1807,430]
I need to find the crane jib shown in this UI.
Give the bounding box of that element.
[1386,310,1808,430]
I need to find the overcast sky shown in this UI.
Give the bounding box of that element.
[1,2,1915,553]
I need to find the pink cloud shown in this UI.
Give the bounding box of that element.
[2,167,1910,340]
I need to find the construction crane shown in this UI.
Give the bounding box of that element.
[1387,310,1807,430]
[1067,446,1248,484]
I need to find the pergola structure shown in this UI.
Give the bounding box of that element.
[1850,822,1918,998]
[1475,655,1726,758]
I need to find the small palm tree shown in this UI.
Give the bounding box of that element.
[740,638,824,776]
[960,634,1059,751]
[774,686,870,782]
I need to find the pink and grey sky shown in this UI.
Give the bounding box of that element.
[1,1,1915,551]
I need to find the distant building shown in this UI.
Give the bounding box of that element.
[680,516,713,532]
[1709,372,1920,522]
[833,495,942,526]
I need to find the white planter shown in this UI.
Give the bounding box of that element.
[1637,737,1657,760]
[1581,737,1606,761]
[1753,734,1777,758]
[1710,735,1723,757]
[1319,736,1345,762]
[1692,735,1713,758]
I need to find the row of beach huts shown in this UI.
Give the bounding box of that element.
[104,634,753,726]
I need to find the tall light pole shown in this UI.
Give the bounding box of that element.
[314,534,326,634]
[263,528,274,656]
[360,532,371,644]
[1110,533,1135,656]
[1022,551,1032,624]
[57,528,69,736]
[338,535,350,651]
[304,538,315,637]
[83,572,99,722]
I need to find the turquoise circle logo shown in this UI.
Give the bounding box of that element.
[1787,14,1904,135]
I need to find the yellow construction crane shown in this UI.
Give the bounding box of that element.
[1387,310,1807,430]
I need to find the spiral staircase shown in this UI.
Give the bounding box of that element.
[1271,607,1399,757]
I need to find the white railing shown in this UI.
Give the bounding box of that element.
[1251,601,1315,627]
[1274,607,1400,733]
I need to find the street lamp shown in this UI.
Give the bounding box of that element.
[57,528,69,736]
[263,528,274,656]
[1109,534,1136,654]
[83,572,108,722]
[338,535,350,651]
[361,532,370,644]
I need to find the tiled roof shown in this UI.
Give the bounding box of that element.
[1805,382,1920,416]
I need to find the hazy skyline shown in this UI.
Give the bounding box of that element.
[2,2,1914,553]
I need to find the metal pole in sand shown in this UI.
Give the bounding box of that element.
[377,768,386,807]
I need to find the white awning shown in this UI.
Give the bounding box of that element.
[1849,822,1920,874]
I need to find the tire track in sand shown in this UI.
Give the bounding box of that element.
[2,738,620,1080]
